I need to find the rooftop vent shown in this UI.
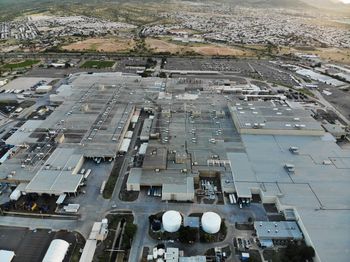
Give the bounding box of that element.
[289,147,299,154]
[284,163,295,173]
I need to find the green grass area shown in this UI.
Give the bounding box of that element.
[103,170,118,199]
[299,88,315,98]
[80,60,115,69]
[96,214,136,262]
[70,232,86,262]
[3,60,40,69]
[103,157,124,199]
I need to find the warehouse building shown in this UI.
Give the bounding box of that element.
[254,221,303,247]
[228,100,324,136]
[25,148,84,195]
[162,177,195,201]
[228,133,350,262]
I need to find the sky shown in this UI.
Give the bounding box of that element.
[340,0,350,3]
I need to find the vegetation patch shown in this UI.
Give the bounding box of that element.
[80,60,115,69]
[103,156,124,199]
[3,60,40,69]
[199,220,227,243]
[95,213,137,262]
[264,242,315,262]
[70,232,86,262]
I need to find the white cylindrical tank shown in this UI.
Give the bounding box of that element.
[201,212,221,234]
[162,210,182,232]
[42,239,69,262]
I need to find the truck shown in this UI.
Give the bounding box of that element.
[84,169,92,179]
[100,181,106,194]
[229,194,234,204]
[231,194,237,204]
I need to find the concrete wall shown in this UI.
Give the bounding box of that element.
[126,182,140,191]
[162,192,194,202]
[238,127,325,136]
[72,156,84,175]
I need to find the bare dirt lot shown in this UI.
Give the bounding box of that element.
[191,45,254,56]
[145,38,183,53]
[145,38,256,56]
[62,38,135,52]
[277,46,350,64]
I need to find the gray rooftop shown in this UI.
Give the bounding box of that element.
[228,134,350,262]
[254,221,303,240]
[24,147,84,195]
[5,120,43,145]
[229,100,324,135]
[25,170,83,195]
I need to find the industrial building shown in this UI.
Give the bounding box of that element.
[254,221,303,247]
[124,86,349,262]
[0,70,348,262]
[0,72,139,196]
[42,239,70,262]
[25,148,84,195]
[147,246,206,262]
[0,250,15,262]
[228,100,325,136]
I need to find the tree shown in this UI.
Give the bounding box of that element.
[122,223,137,249]
[179,226,197,243]
[159,72,167,78]
[124,223,137,240]
[300,245,315,260]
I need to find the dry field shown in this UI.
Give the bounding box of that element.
[145,38,183,53]
[311,48,350,64]
[191,45,254,56]
[145,38,255,57]
[277,46,350,64]
[62,38,135,52]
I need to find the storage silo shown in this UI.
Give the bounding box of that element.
[201,212,221,234]
[162,210,182,232]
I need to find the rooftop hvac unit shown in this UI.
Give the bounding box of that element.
[284,163,295,173]
[289,147,299,154]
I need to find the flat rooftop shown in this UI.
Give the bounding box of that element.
[229,100,324,135]
[25,148,84,195]
[228,134,350,262]
[5,120,44,145]
[254,221,303,240]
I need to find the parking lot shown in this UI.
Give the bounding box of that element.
[0,226,80,262]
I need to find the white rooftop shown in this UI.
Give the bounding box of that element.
[228,134,350,262]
